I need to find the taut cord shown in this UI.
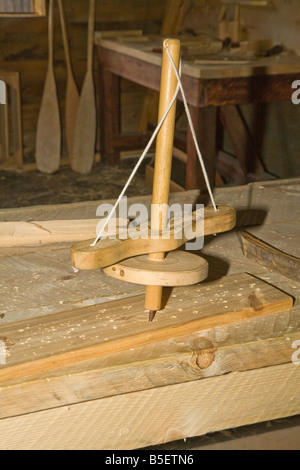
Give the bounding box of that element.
[92,49,218,246]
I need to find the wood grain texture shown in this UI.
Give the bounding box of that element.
[0,273,293,385]
[0,217,128,246]
[0,328,299,420]
[239,230,300,282]
[35,0,61,174]
[104,250,208,287]
[0,362,299,450]
[0,180,299,449]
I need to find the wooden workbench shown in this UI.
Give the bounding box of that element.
[0,178,299,450]
[95,33,300,189]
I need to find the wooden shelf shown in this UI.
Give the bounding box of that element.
[0,0,46,17]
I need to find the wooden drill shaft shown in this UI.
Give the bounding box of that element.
[144,39,181,313]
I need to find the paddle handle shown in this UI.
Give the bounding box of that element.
[87,0,96,72]
[57,0,72,73]
[48,0,54,66]
[145,39,181,313]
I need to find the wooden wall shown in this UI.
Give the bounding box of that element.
[0,0,299,179]
[0,0,166,160]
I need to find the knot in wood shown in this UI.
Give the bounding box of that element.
[194,348,216,370]
[189,338,216,370]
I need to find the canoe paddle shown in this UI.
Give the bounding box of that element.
[57,0,79,163]
[71,0,96,174]
[35,0,61,174]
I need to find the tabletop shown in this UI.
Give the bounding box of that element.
[94,33,300,80]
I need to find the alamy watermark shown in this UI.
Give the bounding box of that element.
[96,198,205,250]
[291,80,300,105]
[0,340,6,365]
[292,340,300,365]
[0,80,6,105]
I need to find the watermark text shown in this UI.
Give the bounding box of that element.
[0,340,6,365]
[96,198,205,250]
[292,340,300,365]
[292,80,300,105]
[0,80,6,105]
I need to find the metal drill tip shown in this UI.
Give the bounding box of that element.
[149,311,156,322]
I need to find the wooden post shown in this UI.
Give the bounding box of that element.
[144,39,181,318]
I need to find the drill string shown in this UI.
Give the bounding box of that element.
[92,48,218,247]
[165,46,218,213]
[91,72,181,247]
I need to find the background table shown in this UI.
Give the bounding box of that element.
[95,34,300,189]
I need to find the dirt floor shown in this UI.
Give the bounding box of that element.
[0,160,152,209]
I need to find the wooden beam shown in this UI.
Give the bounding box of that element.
[0,330,299,420]
[239,231,300,282]
[0,273,293,386]
[0,218,128,247]
[0,362,299,450]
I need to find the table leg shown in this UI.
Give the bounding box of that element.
[186,105,217,190]
[98,64,121,165]
[219,104,265,175]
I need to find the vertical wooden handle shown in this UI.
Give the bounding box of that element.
[234,5,240,22]
[58,0,71,72]
[87,0,96,72]
[48,0,54,65]
[145,39,181,313]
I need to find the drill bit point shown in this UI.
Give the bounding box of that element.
[149,310,156,322]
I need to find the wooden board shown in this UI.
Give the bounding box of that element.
[0,218,128,246]
[0,362,299,450]
[0,328,299,420]
[1,179,299,225]
[0,179,299,449]
[0,273,293,386]
[240,230,300,282]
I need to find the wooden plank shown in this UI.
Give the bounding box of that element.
[240,230,300,282]
[0,329,299,420]
[0,178,299,224]
[0,218,128,246]
[0,273,293,385]
[0,362,299,450]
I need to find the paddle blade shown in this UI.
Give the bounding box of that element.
[65,76,80,162]
[35,70,61,174]
[71,72,96,175]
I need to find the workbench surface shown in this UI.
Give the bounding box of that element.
[0,178,299,450]
[95,34,300,80]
